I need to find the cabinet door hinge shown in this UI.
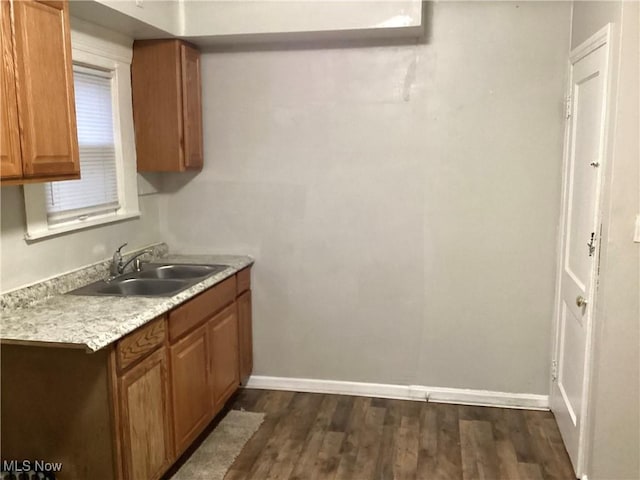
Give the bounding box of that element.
[565,95,573,119]
[551,360,558,382]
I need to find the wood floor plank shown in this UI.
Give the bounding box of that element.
[458,404,482,422]
[219,390,576,480]
[416,404,438,478]
[265,393,326,480]
[483,407,523,480]
[474,420,500,480]
[314,431,346,480]
[351,406,386,479]
[372,399,404,480]
[523,410,556,480]
[259,390,296,414]
[290,395,341,480]
[290,431,326,480]
[226,415,280,476]
[247,393,320,480]
[232,388,262,412]
[228,391,297,478]
[434,403,463,480]
[542,416,576,479]
[393,414,420,480]
[524,410,576,480]
[487,407,510,442]
[333,396,371,479]
[330,395,355,433]
[460,420,481,480]
[397,398,422,420]
[459,419,500,480]
[223,469,245,480]
[518,462,546,480]
[495,439,521,480]
[504,407,537,464]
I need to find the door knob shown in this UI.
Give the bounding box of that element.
[576,296,588,307]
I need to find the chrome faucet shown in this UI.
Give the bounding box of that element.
[110,243,153,277]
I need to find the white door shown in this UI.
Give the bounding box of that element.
[551,26,611,479]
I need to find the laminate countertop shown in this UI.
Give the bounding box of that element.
[0,254,253,352]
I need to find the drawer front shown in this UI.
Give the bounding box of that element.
[117,316,166,371]
[169,276,236,342]
[236,267,251,296]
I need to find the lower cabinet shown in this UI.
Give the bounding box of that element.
[0,267,253,480]
[209,304,240,410]
[112,272,249,479]
[171,303,240,455]
[118,347,173,480]
[237,290,253,384]
[114,279,246,479]
[170,323,211,456]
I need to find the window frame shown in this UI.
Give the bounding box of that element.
[23,27,140,241]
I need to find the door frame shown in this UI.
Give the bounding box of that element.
[550,23,614,480]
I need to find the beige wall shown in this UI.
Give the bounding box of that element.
[571,2,640,479]
[0,186,163,293]
[160,1,571,394]
[571,0,621,47]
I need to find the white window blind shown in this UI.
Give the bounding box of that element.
[45,65,119,224]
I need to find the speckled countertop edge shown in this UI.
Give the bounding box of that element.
[0,251,254,352]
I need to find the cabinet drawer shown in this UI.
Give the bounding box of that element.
[117,316,166,372]
[169,277,236,342]
[236,267,251,296]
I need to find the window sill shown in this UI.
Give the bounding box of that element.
[25,211,141,242]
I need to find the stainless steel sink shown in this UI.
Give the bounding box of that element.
[99,278,189,296]
[136,264,227,280]
[67,263,229,297]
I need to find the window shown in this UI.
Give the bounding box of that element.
[46,65,119,225]
[24,28,139,240]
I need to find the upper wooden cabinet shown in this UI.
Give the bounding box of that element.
[0,0,80,185]
[132,39,203,172]
[1,1,22,180]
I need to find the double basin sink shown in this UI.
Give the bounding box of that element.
[68,263,228,297]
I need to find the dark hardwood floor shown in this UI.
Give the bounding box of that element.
[224,389,576,480]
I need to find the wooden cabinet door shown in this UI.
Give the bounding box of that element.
[180,42,203,170]
[0,1,22,179]
[12,0,79,179]
[132,40,184,172]
[170,323,211,455]
[238,290,253,384]
[208,304,240,412]
[119,347,173,480]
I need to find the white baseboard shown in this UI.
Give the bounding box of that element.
[244,375,549,411]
